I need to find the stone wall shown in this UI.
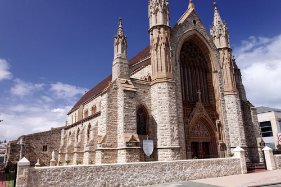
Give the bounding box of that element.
[131,65,152,80]
[22,158,241,187]
[274,155,281,169]
[5,140,21,167]
[6,128,62,167]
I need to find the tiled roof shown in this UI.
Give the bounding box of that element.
[68,46,150,114]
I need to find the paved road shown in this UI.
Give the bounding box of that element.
[150,170,281,187]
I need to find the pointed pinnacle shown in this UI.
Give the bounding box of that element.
[118,17,122,28]
[117,17,124,36]
[213,0,217,8]
[188,0,195,10]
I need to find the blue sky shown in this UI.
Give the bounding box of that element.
[0,0,281,140]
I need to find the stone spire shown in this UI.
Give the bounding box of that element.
[112,17,129,81]
[114,17,127,60]
[148,0,170,29]
[188,0,195,10]
[210,1,230,49]
[211,1,236,93]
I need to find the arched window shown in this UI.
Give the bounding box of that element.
[180,41,210,104]
[84,110,89,118]
[137,106,148,135]
[68,131,72,143]
[87,124,91,141]
[76,128,80,142]
[91,105,97,115]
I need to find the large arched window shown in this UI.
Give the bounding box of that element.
[180,41,210,104]
[137,106,148,135]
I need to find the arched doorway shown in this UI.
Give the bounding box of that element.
[189,119,217,159]
[179,36,219,159]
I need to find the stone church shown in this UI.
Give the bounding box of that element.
[58,0,261,165]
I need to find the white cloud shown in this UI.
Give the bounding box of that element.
[50,82,86,99]
[0,59,12,81]
[10,79,44,97]
[234,34,281,108]
[0,80,85,140]
[0,105,71,140]
[0,58,86,141]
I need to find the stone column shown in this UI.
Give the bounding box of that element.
[263,146,276,171]
[16,157,30,187]
[233,146,247,174]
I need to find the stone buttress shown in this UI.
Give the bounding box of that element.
[95,18,141,164]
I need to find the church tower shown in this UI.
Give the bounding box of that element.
[210,2,246,149]
[149,0,183,161]
[112,17,129,82]
[149,0,172,81]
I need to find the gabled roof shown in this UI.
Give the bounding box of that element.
[68,46,150,114]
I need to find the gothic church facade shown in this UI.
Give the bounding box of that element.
[58,0,261,165]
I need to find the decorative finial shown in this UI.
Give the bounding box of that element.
[117,17,124,36]
[188,0,195,10]
[118,17,122,28]
[213,0,218,10]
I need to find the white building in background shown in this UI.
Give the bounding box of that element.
[0,142,7,166]
[257,107,281,149]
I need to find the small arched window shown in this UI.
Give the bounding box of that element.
[68,131,72,143]
[87,124,91,141]
[84,110,89,118]
[137,106,148,135]
[76,128,80,142]
[91,105,97,115]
